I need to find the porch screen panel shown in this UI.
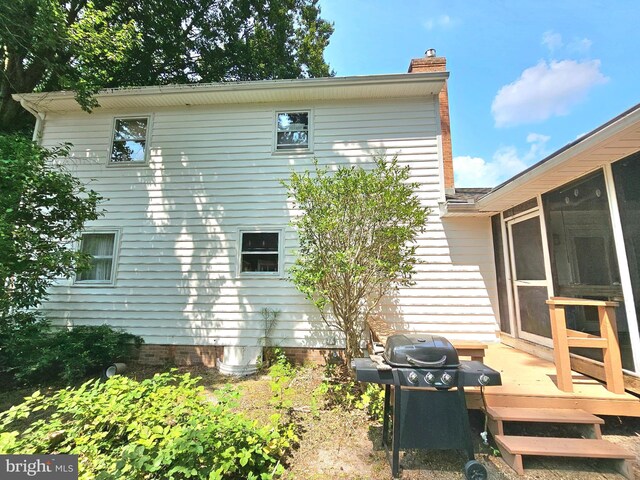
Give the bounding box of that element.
[543,170,633,370]
[612,152,640,364]
[491,215,511,333]
[511,217,545,280]
[517,286,551,338]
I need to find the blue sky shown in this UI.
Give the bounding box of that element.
[319,0,640,187]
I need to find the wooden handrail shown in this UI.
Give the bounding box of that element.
[546,296,624,394]
[547,297,619,307]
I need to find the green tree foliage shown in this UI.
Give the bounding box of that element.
[284,157,429,364]
[0,0,334,132]
[0,135,102,316]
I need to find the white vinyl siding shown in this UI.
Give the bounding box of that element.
[39,97,499,347]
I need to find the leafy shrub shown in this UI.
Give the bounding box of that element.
[314,362,385,421]
[314,362,360,410]
[354,383,385,422]
[0,372,296,479]
[268,349,296,410]
[0,313,142,386]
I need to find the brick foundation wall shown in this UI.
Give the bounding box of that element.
[136,344,224,367]
[276,347,344,366]
[135,344,344,368]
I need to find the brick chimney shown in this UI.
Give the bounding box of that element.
[408,49,454,190]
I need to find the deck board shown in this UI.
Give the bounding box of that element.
[465,343,640,417]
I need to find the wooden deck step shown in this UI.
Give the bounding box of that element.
[495,435,634,459]
[486,406,604,438]
[486,406,604,424]
[494,435,634,478]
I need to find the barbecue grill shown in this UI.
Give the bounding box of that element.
[352,334,502,480]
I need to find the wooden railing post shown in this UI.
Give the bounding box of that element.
[546,297,624,394]
[548,303,573,392]
[599,305,625,394]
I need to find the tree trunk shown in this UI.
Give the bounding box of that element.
[343,317,364,372]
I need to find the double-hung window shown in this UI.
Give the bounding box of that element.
[239,231,280,274]
[275,111,309,150]
[110,117,149,163]
[76,232,118,284]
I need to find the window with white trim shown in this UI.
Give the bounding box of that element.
[110,117,148,163]
[275,111,309,150]
[240,231,280,273]
[76,233,117,283]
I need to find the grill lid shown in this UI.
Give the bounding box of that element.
[383,334,460,368]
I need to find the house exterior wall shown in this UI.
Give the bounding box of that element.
[39,95,499,348]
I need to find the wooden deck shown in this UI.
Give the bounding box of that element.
[467,343,640,417]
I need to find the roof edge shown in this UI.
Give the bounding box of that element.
[477,101,640,209]
[13,71,449,114]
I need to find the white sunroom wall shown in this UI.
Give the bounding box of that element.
[39,95,499,348]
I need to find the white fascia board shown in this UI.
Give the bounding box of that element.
[12,72,448,115]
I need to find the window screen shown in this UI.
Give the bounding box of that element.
[111,118,148,163]
[276,112,309,150]
[240,232,279,273]
[77,233,116,282]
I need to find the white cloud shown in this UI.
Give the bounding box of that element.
[454,134,551,187]
[491,59,608,127]
[423,15,455,30]
[567,37,593,54]
[542,31,563,52]
[542,31,592,55]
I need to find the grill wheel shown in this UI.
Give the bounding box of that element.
[464,460,488,480]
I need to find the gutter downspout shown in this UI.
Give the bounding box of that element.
[18,98,45,144]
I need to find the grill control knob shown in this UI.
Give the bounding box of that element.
[440,372,453,385]
[407,371,419,384]
[478,374,491,386]
[424,372,435,384]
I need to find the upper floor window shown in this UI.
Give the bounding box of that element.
[275,111,309,150]
[240,231,280,274]
[75,232,118,284]
[110,117,148,163]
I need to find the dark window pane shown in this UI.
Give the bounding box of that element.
[78,234,115,281]
[77,259,113,281]
[492,214,511,333]
[81,234,114,256]
[277,112,308,131]
[114,118,148,140]
[111,140,146,162]
[511,217,546,280]
[242,232,278,252]
[277,112,309,149]
[277,131,308,148]
[517,286,551,338]
[241,253,279,272]
[543,171,621,296]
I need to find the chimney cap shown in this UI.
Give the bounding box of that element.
[426,48,437,58]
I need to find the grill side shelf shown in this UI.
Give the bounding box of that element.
[352,358,394,384]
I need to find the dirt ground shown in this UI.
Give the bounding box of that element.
[3,364,640,480]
